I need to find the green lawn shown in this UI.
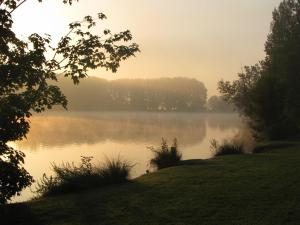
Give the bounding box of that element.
[1,142,300,225]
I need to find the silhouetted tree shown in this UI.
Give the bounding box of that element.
[0,0,139,204]
[219,0,300,139]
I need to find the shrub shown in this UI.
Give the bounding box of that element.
[210,139,244,156]
[149,138,182,170]
[98,157,133,184]
[34,156,133,197]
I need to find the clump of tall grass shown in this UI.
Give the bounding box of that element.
[210,138,245,156]
[99,157,133,184]
[149,138,182,170]
[34,156,133,197]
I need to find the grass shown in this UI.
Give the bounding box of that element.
[34,156,132,197]
[1,142,300,225]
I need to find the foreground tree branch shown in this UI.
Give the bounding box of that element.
[0,0,139,204]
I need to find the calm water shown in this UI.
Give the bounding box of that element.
[12,112,242,202]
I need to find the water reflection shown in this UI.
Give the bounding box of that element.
[18,112,241,150]
[13,112,242,202]
[18,113,227,150]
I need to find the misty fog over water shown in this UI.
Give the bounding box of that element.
[12,112,242,202]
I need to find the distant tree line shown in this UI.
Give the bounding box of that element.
[58,77,212,112]
[207,96,234,113]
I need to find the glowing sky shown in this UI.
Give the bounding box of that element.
[12,0,282,96]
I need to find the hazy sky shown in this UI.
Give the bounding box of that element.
[13,0,282,96]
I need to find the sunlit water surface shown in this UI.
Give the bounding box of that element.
[11,112,243,202]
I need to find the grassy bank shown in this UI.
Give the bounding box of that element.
[1,142,300,225]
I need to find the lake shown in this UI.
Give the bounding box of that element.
[12,112,243,202]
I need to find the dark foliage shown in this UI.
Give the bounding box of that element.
[0,144,33,204]
[34,156,133,197]
[218,0,300,140]
[99,157,133,184]
[150,138,182,170]
[210,139,244,156]
[253,142,296,153]
[0,0,139,204]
